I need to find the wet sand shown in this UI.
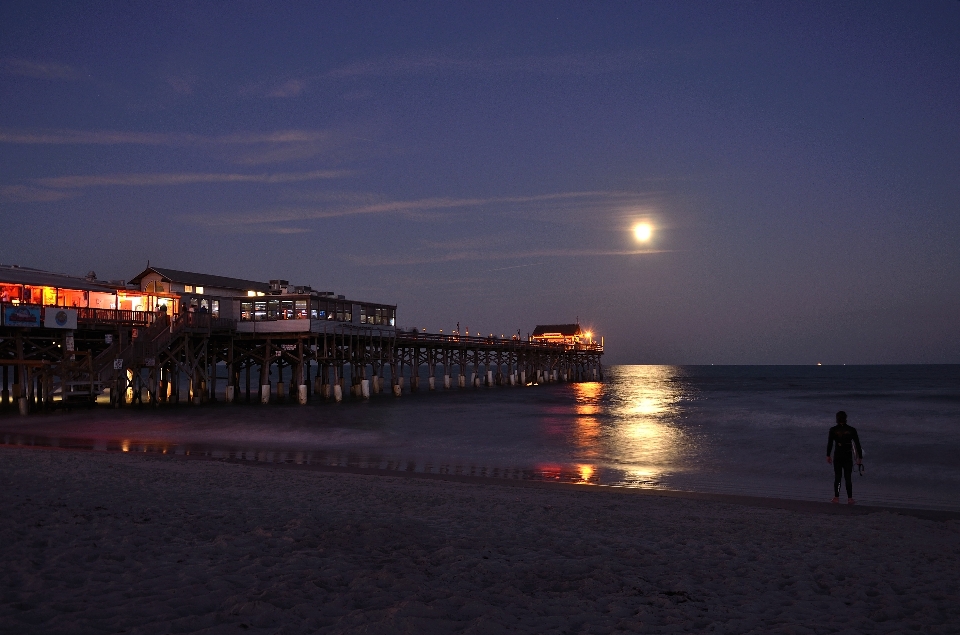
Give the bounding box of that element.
[1,446,958,634]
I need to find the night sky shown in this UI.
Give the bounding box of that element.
[1,2,958,364]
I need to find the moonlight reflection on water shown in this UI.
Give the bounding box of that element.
[1,365,958,510]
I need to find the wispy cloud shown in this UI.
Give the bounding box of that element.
[347,248,669,267]
[36,169,351,189]
[324,51,648,80]
[166,75,195,95]
[0,129,189,145]
[0,185,77,203]
[218,225,313,235]
[267,79,307,98]
[246,51,651,99]
[0,126,351,166]
[1,58,81,80]
[487,262,544,272]
[0,128,333,146]
[182,190,638,226]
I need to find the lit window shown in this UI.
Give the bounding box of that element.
[184,285,194,292]
[195,286,204,295]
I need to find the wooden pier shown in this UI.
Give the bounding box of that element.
[0,312,603,412]
[1,265,603,414]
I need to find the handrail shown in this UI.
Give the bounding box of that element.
[77,307,155,325]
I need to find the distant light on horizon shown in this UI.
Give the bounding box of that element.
[633,223,653,242]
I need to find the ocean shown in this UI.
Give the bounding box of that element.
[2,365,958,511]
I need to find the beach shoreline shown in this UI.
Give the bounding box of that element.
[2,446,958,633]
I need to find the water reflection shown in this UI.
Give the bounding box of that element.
[598,365,689,484]
[576,463,595,484]
[572,382,603,458]
[547,366,690,487]
[1,365,694,492]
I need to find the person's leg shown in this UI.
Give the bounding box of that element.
[833,460,843,499]
[843,462,853,499]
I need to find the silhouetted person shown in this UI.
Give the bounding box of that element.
[827,410,863,504]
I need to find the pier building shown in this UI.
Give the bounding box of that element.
[1,263,603,415]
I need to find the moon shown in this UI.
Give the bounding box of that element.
[633,223,653,242]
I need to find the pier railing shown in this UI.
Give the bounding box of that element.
[395,330,603,352]
[173,313,236,332]
[77,308,155,326]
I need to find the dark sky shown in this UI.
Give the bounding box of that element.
[1,1,958,364]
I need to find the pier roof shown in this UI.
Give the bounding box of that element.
[531,324,582,336]
[129,266,271,293]
[0,265,118,293]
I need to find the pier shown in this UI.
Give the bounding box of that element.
[0,265,603,414]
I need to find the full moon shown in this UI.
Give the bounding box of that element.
[633,223,653,242]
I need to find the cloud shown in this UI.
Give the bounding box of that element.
[243,51,650,100]
[0,129,193,145]
[267,79,306,98]
[0,126,351,166]
[346,248,669,267]
[219,225,312,235]
[183,190,638,226]
[324,51,648,79]
[1,58,80,80]
[166,76,195,95]
[0,185,77,202]
[0,128,333,146]
[36,169,351,189]
[487,263,544,272]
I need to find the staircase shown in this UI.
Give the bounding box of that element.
[49,351,102,406]
[95,316,182,382]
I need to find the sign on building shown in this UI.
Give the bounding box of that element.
[43,308,78,329]
[113,359,124,370]
[3,305,41,327]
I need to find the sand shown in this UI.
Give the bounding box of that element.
[1,447,958,634]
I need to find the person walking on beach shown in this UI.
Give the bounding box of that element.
[827,410,863,505]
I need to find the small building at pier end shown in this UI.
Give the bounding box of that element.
[531,324,595,347]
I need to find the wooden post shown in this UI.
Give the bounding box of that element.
[245,359,251,403]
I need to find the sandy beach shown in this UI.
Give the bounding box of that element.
[1,447,957,634]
